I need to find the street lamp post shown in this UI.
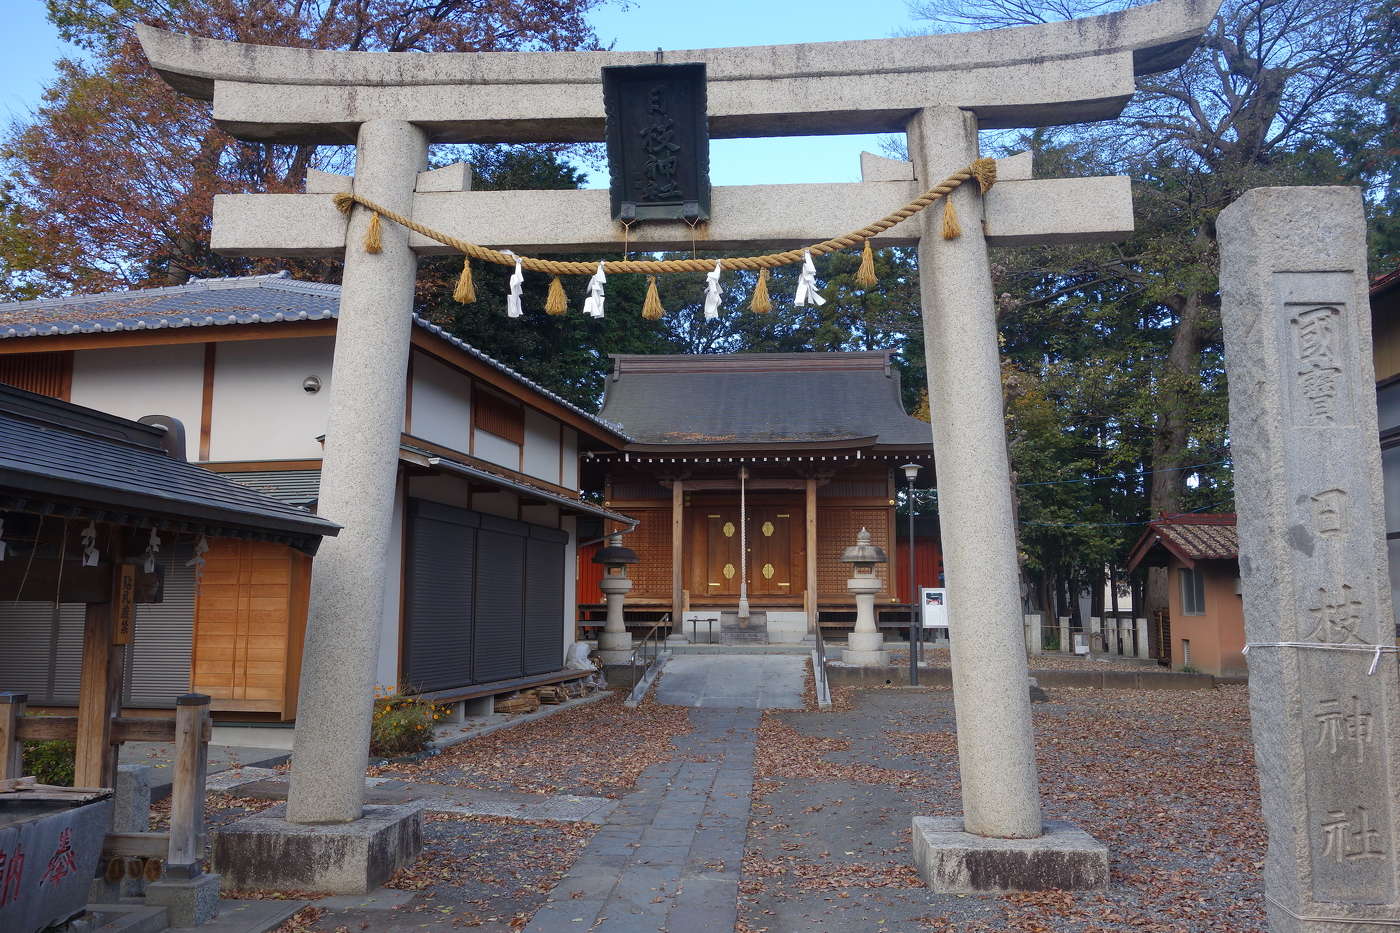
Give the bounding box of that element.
[901,463,922,686]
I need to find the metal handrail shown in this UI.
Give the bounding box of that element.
[812,621,832,709]
[630,616,669,690]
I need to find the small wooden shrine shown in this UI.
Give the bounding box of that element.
[581,351,936,638]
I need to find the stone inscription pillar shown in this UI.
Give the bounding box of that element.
[908,106,1041,839]
[1219,186,1400,930]
[287,119,428,824]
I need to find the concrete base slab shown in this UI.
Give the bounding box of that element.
[84,902,168,933]
[212,804,422,894]
[144,873,221,927]
[842,648,890,666]
[912,817,1108,894]
[166,897,308,933]
[313,888,417,910]
[597,648,633,665]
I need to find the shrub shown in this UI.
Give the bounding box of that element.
[24,739,75,786]
[369,687,446,759]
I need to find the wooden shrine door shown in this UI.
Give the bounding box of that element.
[695,506,804,602]
[750,507,801,597]
[702,511,742,598]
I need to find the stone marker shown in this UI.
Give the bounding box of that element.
[1219,185,1400,931]
[1135,618,1150,659]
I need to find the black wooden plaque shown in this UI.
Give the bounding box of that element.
[603,63,710,223]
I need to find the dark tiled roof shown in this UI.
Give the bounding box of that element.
[0,384,339,551]
[1126,514,1237,572]
[597,351,932,449]
[0,273,625,441]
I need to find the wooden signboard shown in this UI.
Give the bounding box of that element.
[603,63,710,223]
[114,563,136,645]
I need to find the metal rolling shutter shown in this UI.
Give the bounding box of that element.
[523,529,566,676]
[404,501,477,692]
[474,519,526,683]
[51,605,86,705]
[125,545,195,708]
[0,602,59,699]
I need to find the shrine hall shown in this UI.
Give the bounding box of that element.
[580,350,938,642]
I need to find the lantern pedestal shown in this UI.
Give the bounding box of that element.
[597,574,634,664]
[842,574,888,666]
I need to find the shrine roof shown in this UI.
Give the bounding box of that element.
[0,272,626,442]
[597,351,932,451]
[1125,513,1238,572]
[0,383,339,553]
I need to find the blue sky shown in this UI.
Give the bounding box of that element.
[0,0,920,185]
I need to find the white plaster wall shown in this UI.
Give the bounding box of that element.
[405,474,471,508]
[70,344,205,461]
[560,428,579,490]
[561,515,577,661]
[522,409,561,485]
[410,352,470,452]
[520,502,560,528]
[471,489,518,519]
[375,475,405,688]
[208,337,334,461]
[474,430,521,471]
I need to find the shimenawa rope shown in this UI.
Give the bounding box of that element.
[330,157,997,298]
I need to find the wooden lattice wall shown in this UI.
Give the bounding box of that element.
[0,351,72,400]
[816,506,891,598]
[624,507,673,599]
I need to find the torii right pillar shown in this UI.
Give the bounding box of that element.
[907,105,1109,893]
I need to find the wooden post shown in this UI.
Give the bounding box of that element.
[75,529,126,790]
[0,693,26,781]
[805,478,818,633]
[167,693,211,872]
[670,480,684,621]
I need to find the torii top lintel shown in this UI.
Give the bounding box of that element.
[137,0,1218,146]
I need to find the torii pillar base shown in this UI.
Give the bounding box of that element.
[912,817,1108,894]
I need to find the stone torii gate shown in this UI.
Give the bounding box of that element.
[139,0,1216,892]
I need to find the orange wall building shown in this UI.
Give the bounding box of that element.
[1126,514,1244,677]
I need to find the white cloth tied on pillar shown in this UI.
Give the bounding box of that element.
[703,260,724,320]
[81,520,99,567]
[794,250,826,307]
[506,253,524,318]
[583,261,606,318]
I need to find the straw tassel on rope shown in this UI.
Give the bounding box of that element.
[364,211,383,254]
[940,198,961,241]
[750,268,772,313]
[453,256,476,304]
[545,276,568,315]
[856,239,877,289]
[642,276,664,320]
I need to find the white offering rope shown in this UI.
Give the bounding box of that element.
[1243,641,1400,675]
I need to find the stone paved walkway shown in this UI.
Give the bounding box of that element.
[656,654,807,708]
[524,706,761,933]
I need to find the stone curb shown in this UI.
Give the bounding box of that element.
[825,664,1219,690]
[624,654,670,708]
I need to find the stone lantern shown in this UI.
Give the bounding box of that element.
[593,533,639,664]
[840,527,889,666]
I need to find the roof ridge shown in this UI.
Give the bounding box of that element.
[0,271,302,313]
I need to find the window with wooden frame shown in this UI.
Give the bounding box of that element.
[0,351,72,399]
[473,388,524,444]
[1179,567,1206,615]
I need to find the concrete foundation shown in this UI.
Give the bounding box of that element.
[842,631,890,666]
[144,871,221,927]
[912,817,1108,894]
[212,804,422,895]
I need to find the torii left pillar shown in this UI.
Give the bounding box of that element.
[215,120,426,894]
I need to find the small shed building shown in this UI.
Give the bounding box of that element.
[1126,513,1242,677]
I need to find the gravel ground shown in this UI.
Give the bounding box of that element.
[741,684,1264,932]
